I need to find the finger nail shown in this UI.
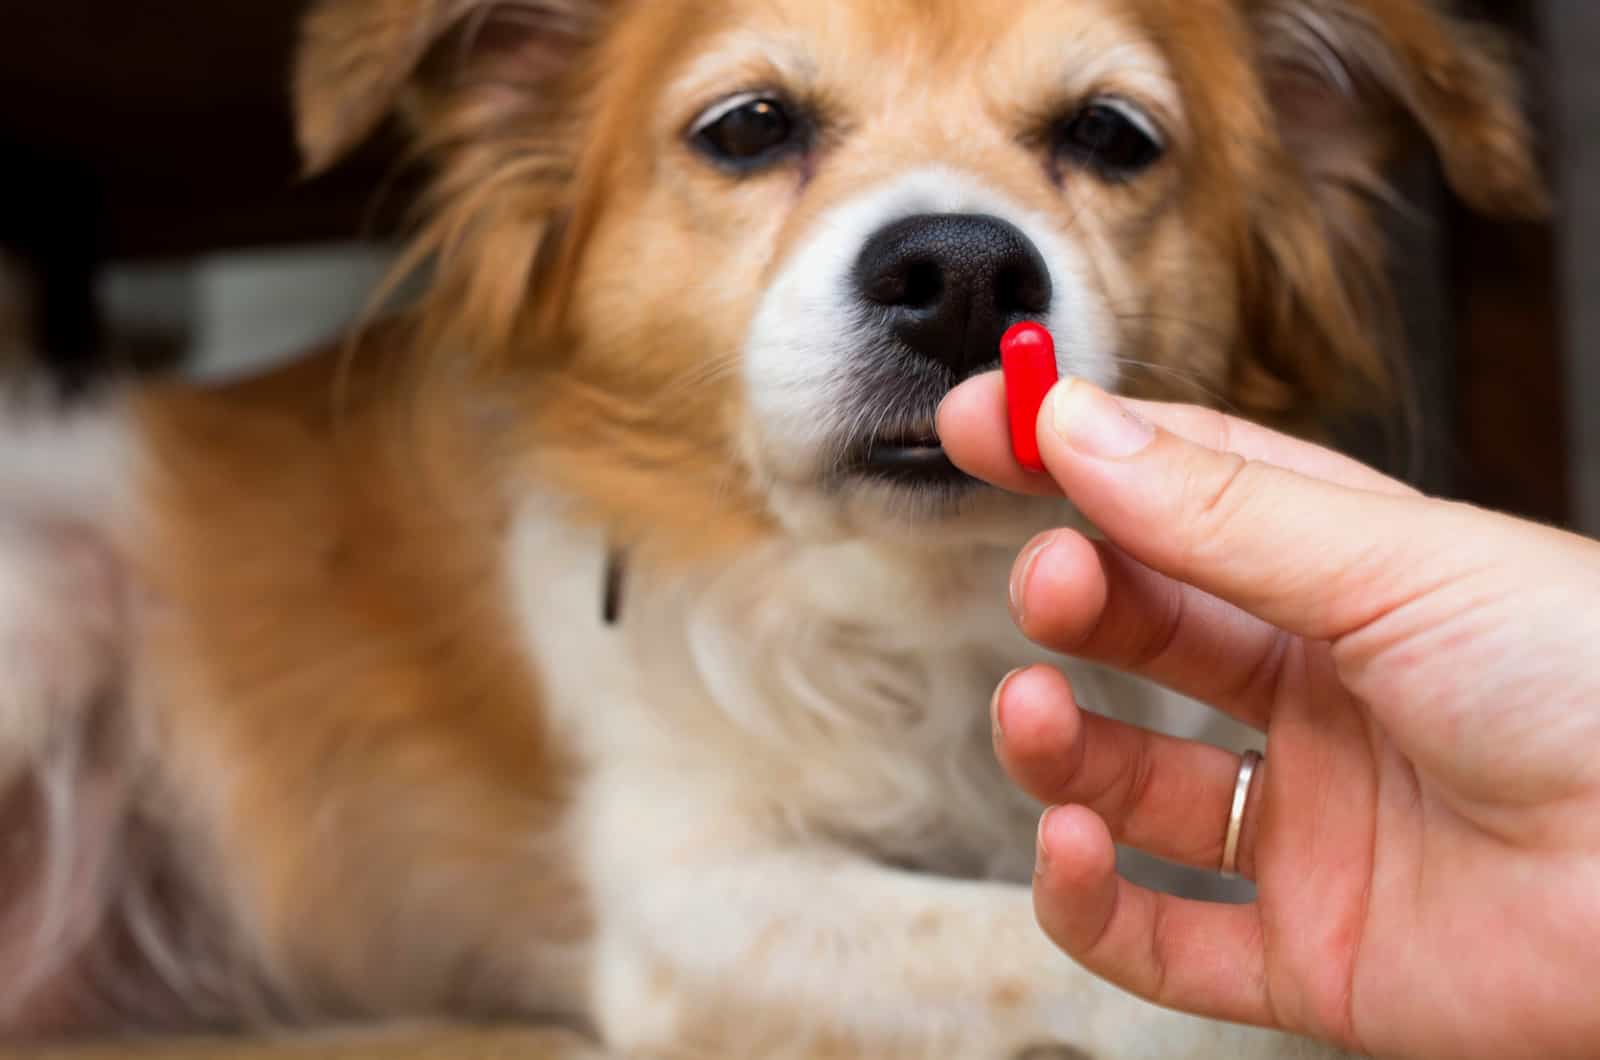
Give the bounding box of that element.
[1036,808,1058,876]
[991,667,1026,744]
[1009,537,1052,624]
[1050,380,1154,460]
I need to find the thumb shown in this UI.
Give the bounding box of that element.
[1036,379,1465,643]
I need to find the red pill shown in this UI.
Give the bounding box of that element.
[1000,322,1058,472]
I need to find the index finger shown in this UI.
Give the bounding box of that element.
[937,373,1418,499]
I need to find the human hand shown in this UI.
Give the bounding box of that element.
[937,375,1600,1059]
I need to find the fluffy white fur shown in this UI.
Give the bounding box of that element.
[0,380,280,1032]
[510,500,1293,1057]
[0,391,127,1026]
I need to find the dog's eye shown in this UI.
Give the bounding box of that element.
[691,95,801,170]
[1054,100,1164,180]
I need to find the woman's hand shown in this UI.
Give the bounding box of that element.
[938,375,1600,1059]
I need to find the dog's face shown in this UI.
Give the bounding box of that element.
[575,0,1205,544]
[296,0,1542,556]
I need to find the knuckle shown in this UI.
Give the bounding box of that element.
[1124,578,1186,674]
[1198,404,1236,456]
[1174,453,1255,575]
[1113,736,1160,832]
[1147,896,1176,1005]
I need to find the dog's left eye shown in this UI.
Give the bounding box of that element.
[691,94,802,171]
[1054,100,1164,180]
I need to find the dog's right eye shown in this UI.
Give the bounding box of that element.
[1053,99,1165,182]
[690,94,802,171]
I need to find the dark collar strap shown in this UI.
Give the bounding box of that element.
[602,546,627,626]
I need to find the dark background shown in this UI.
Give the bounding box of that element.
[0,0,1579,529]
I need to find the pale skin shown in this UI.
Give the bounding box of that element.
[936,374,1600,1060]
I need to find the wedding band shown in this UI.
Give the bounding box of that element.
[1221,750,1262,879]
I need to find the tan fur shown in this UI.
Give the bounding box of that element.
[131,350,587,1019]
[2,0,1544,1050]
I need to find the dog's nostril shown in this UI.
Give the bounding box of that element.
[902,261,943,310]
[861,258,944,310]
[996,264,1050,317]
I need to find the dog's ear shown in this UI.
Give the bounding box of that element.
[294,0,600,175]
[1250,0,1546,218]
[1229,0,1546,424]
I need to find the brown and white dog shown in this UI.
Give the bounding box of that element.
[0,0,1542,1055]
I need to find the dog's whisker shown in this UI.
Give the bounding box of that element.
[1110,357,1241,412]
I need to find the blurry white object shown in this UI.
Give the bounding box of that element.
[101,243,399,383]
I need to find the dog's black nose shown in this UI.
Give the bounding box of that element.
[854,214,1052,378]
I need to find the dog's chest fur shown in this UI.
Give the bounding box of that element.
[509,500,1196,886]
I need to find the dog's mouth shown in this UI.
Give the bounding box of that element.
[848,427,972,488]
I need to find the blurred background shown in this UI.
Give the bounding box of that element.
[0,0,1592,533]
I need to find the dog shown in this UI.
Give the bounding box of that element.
[0,0,1542,1055]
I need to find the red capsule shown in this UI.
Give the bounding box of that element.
[1000,322,1058,472]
